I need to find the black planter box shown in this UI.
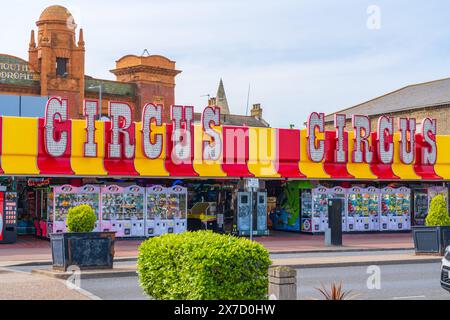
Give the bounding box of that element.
[412,226,450,255]
[50,232,116,271]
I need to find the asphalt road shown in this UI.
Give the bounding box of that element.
[297,262,449,300]
[6,260,450,300]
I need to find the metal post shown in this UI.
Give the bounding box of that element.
[249,189,253,241]
[99,84,102,120]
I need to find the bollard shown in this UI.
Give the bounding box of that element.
[268,266,297,300]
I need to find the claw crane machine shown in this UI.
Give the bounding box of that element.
[347,186,363,232]
[168,185,187,234]
[101,185,127,237]
[311,186,328,233]
[123,185,145,237]
[52,185,78,233]
[396,187,411,230]
[146,185,168,236]
[380,187,397,231]
[366,187,380,231]
[77,185,101,231]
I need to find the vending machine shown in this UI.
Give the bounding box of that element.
[123,185,145,237]
[146,185,168,236]
[77,185,101,232]
[366,187,380,231]
[300,189,313,233]
[347,187,363,232]
[380,187,397,231]
[101,185,126,237]
[312,187,328,233]
[356,190,370,232]
[53,185,78,233]
[328,187,347,232]
[256,191,268,235]
[237,191,252,236]
[0,190,18,244]
[167,186,187,234]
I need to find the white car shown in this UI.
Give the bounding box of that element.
[441,246,450,292]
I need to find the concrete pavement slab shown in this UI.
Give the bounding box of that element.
[32,266,137,280]
[0,267,97,300]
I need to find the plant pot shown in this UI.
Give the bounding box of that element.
[50,232,116,271]
[412,226,450,255]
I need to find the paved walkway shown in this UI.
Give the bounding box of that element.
[0,267,96,300]
[0,232,414,265]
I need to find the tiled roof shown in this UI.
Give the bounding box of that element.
[325,77,450,122]
[85,77,136,97]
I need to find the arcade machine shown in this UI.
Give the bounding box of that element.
[46,191,54,237]
[413,189,428,226]
[366,187,380,231]
[101,185,127,237]
[52,185,78,233]
[122,185,145,237]
[347,187,363,232]
[0,190,18,244]
[168,186,187,234]
[77,185,101,232]
[146,185,167,236]
[380,187,397,231]
[38,188,51,238]
[311,187,328,233]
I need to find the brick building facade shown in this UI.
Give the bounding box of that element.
[0,5,268,126]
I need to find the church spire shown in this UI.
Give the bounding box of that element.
[216,78,230,115]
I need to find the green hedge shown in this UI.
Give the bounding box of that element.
[137,231,271,300]
[66,204,96,232]
[426,194,450,226]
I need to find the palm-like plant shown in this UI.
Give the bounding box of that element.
[314,281,358,300]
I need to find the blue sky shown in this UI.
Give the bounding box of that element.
[3,0,450,128]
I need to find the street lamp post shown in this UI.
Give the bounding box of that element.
[88,84,102,119]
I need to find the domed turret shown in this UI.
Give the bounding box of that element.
[37,5,74,26]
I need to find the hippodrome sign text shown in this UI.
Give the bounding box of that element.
[0,96,442,180]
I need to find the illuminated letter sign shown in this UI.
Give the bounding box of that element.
[377,116,394,164]
[334,114,346,163]
[142,103,163,159]
[202,106,222,161]
[352,115,373,163]
[83,100,98,157]
[399,118,416,164]
[421,118,437,165]
[171,105,194,164]
[307,112,325,162]
[108,102,135,159]
[44,97,69,157]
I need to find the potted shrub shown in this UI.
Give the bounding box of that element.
[50,204,116,271]
[413,194,450,255]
